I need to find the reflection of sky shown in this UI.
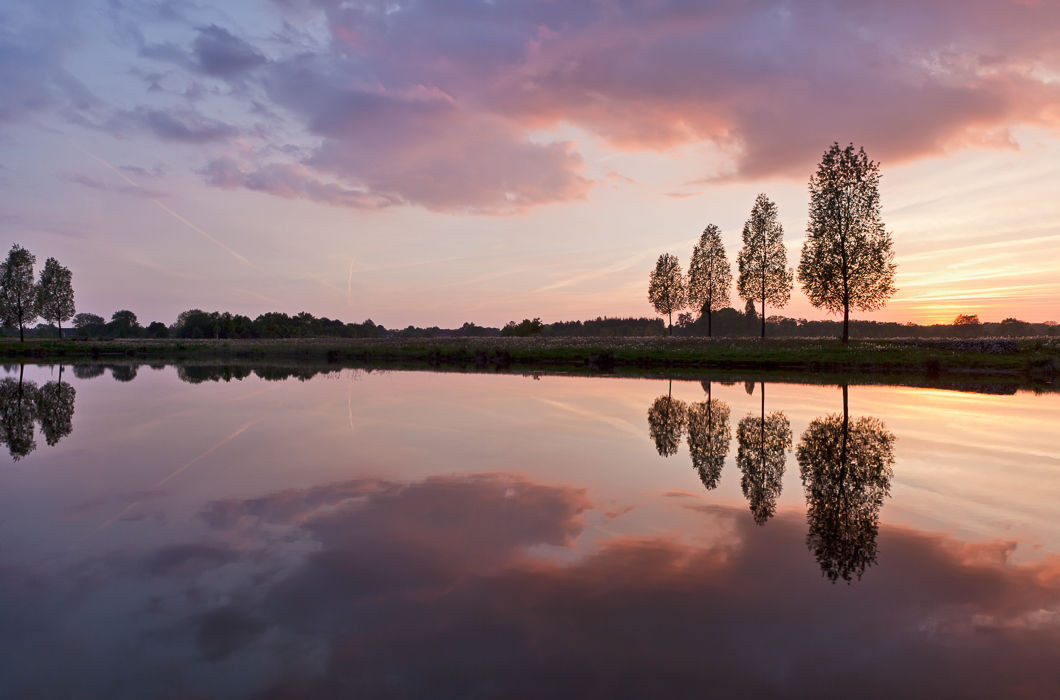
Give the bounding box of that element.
[1,366,1059,696]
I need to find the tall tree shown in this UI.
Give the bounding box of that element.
[36,365,76,446]
[36,257,75,338]
[648,253,687,336]
[647,380,688,457]
[686,382,731,490]
[0,366,39,460]
[735,382,792,525]
[797,385,895,582]
[0,244,38,342]
[737,195,792,338]
[798,143,897,344]
[687,224,732,337]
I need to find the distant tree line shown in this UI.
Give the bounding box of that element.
[12,304,1051,342]
[64,309,387,340]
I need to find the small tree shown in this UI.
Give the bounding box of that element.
[108,310,140,337]
[737,195,792,338]
[73,312,106,338]
[36,257,75,338]
[688,224,732,337]
[0,244,39,342]
[798,143,897,344]
[648,253,686,336]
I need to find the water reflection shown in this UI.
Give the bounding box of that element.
[0,365,76,460]
[0,366,1057,697]
[797,385,896,582]
[643,379,895,582]
[686,381,731,490]
[647,379,688,457]
[736,382,792,525]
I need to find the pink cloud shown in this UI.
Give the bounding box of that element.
[193,0,1060,209]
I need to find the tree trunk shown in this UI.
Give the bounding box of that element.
[19,322,24,342]
[760,299,766,339]
[842,303,849,344]
[707,308,712,337]
[668,311,673,336]
[58,319,62,339]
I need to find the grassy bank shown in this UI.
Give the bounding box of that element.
[3,336,1057,383]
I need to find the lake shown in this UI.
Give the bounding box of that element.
[1,363,1058,698]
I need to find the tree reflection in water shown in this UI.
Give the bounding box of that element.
[736,382,791,525]
[37,365,76,446]
[797,384,895,583]
[0,365,76,460]
[647,379,688,457]
[686,381,731,490]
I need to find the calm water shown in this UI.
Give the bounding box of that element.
[1,363,1058,698]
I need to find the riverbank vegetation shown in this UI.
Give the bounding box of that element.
[3,336,1057,386]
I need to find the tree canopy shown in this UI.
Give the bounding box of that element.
[797,387,895,582]
[737,194,792,338]
[0,244,39,341]
[36,257,75,337]
[798,143,896,343]
[686,394,731,490]
[647,382,688,457]
[736,384,792,524]
[688,224,732,337]
[648,253,686,335]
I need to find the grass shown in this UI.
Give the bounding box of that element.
[3,335,1057,382]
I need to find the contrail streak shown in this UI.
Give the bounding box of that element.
[71,142,258,269]
[88,420,258,536]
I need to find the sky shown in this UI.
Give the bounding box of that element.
[1,0,1059,328]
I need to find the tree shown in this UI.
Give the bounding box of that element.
[737,195,792,338]
[36,365,76,446]
[953,314,980,326]
[735,382,792,524]
[647,380,687,457]
[648,253,687,336]
[798,143,896,344]
[73,312,106,338]
[36,257,75,338]
[0,366,39,460]
[0,244,39,342]
[796,385,895,582]
[145,321,170,338]
[688,224,732,337]
[501,318,544,337]
[108,310,140,337]
[686,382,731,490]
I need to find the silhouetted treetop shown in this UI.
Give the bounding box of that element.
[799,143,896,343]
[797,389,895,583]
[737,194,792,339]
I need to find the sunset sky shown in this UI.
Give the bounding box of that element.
[2,0,1059,328]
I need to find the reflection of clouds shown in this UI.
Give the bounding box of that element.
[3,473,1060,698]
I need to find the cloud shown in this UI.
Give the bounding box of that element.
[192,476,1060,697]
[258,54,591,212]
[191,24,267,77]
[62,171,167,198]
[199,157,400,209]
[273,0,1060,185]
[129,107,237,143]
[9,0,1060,213]
[4,473,1060,697]
[0,0,100,124]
